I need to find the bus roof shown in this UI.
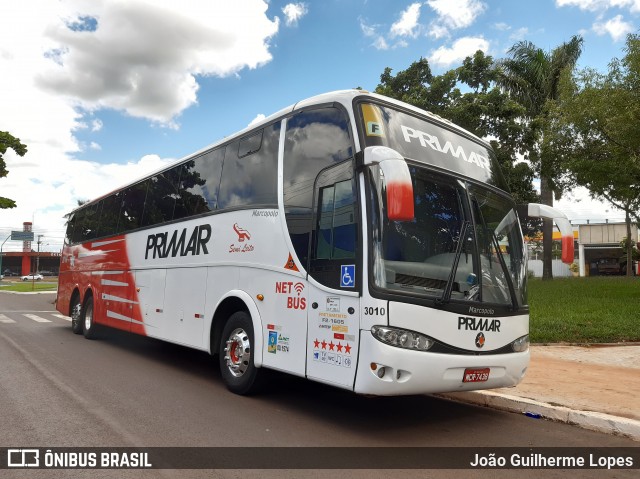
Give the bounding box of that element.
[68,89,489,213]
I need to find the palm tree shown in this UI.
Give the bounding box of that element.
[496,36,583,279]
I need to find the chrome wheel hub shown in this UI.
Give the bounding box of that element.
[224,328,251,377]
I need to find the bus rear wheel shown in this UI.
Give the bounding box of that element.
[219,311,262,395]
[70,295,83,335]
[82,295,99,340]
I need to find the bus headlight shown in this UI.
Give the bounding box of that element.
[512,335,529,352]
[371,326,435,351]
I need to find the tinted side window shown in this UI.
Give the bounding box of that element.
[283,107,353,267]
[64,212,76,245]
[70,208,86,244]
[99,192,122,237]
[217,123,279,209]
[120,180,148,232]
[81,202,102,241]
[181,147,224,215]
[159,165,187,221]
[141,170,180,227]
[239,131,262,158]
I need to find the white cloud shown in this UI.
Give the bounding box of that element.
[426,0,487,38]
[429,36,490,67]
[373,36,390,51]
[556,0,640,13]
[0,0,279,245]
[359,18,377,38]
[91,119,103,132]
[359,17,391,50]
[429,24,450,40]
[593,14,634,41]
[282,3,308,27]
[360,4,423,49]
[509,27,530,42]
[0,145,172,251]
[33,0,279,125]
[493,22,511,31]
[390,3,422,38]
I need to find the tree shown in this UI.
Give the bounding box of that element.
[0,131,28,209]
[558,34,640,276]
[495,36,583,279]
[375,52,539,216]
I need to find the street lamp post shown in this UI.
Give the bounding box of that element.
[0,235,9,281]
[36,235,44,273]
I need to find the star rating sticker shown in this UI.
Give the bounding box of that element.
[321,340,327,350]
[314,338,320,349]
[337,342,343,352]
[344,344,352,354]
[329,341,335,351]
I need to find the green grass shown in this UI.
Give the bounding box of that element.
[529,277,640,344]
[0,281,58,293]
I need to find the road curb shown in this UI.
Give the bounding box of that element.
[435,390,640,442]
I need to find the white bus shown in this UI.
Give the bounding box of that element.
[57,90,574,395]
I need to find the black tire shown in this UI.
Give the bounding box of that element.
[70,294,83,335]
[219,311,263,395]
[82,295,99,340]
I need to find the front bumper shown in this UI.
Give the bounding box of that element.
[354,331,529,396]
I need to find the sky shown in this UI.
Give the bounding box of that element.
[0,0,638,252]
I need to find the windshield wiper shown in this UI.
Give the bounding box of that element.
[436,220,470,306]
[489,227,518,311]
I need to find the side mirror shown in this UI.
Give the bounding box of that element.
[362,146,414,221]
[522,203,575,264]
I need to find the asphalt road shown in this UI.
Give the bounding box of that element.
[0,292,637,479]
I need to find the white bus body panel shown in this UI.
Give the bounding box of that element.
[351,301,529,395]
[388,302,528,351]
[126,209,308,376]
[306,277,359,388]
[354,332,529,395]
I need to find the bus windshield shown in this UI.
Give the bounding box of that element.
[361,103,527,309]
[368,164,527,308]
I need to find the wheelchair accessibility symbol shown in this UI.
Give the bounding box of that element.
[340,265,355,288]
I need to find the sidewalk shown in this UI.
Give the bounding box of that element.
[437,344,640,441]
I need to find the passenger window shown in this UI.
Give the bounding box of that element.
[239,131,262,158]
[120,180,148,232]
[70,208,86,244]
[217,123,279,209]
[64,212,77,244]
[283,107,353,269]
[98,192,123,237]
[142,170,180,227]
[180,147,224,215]
[81,202,102,241]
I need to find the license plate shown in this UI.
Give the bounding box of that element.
[463,368,490,383]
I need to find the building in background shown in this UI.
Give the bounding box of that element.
[1,222,62,277]
[527,221,639,277]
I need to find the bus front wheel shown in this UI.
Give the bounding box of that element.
[219,311,262,395]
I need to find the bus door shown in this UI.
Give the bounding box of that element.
[306,162,360,389]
